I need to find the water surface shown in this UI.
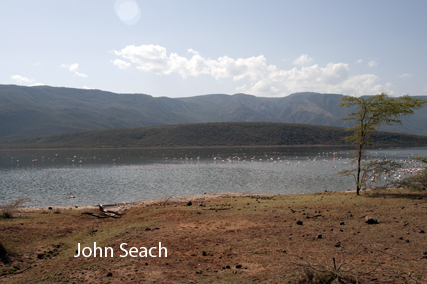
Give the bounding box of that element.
[1,146,425,207]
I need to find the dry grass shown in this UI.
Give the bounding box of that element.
[0,198,31,219]
[0,189,426,283]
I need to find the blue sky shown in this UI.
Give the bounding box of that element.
[1,0,427,98]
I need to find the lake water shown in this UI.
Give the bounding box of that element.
[1,146,426,207]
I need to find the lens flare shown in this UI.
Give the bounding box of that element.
[114,0,141,25]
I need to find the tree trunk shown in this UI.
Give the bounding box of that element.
[356,143,362,195]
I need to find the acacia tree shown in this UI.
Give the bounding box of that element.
[339,92,426,195]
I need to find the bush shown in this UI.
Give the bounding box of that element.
[0,198,31,218]
[396,156,427,191]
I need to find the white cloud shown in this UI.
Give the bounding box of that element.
[114,44,268,81]
[114,44,392,97]
[113,59,131,69]
[367,61,377,67]
[61,63,87,77]
[355,59,363,64]
[29,83,45,87]
[293,54,314,66]
[11,75,34,84]
[399,73,411,78]
[61,63,79,71]
[74,71,88,78]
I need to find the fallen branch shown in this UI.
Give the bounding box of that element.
[202,208,231,211]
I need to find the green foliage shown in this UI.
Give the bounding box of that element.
[340,93,427,147]
[1,122,427,149]
[396,156,427,191]
[339,93,427,195]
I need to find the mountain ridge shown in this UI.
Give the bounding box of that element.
[1,84,426,138]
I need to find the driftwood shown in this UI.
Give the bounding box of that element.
[81,204,127,219]
[98,204,126,215]
[202,208,231,211]
[306,214,324,219]
[81,212,113,219]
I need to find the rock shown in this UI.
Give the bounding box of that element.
[296,220,303,225]
[48,207,52,210]
[340,221,345,225]
[365,216,379,224]
[422,250,427,258]
[106,272,113,277]
[236,264,242,269]
[316,234,322,239]
[187,201,192,206]
[334,241,341,248]
[420,230,425,234]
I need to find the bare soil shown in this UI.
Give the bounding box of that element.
[1,189,427,283]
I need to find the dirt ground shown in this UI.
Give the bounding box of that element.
[1,189,427,283]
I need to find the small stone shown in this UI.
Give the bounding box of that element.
[106,272,113,277]
[236,264,242,269]
[316,234,322,239]
[334,241,341,248]
[187,201,192,206]
[365,216,379,224]
[340,221,345,225]
[420,230,425,234]
[48,207,52,210]
[296,220,303,225]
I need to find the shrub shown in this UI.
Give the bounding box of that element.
[0,197,31,219]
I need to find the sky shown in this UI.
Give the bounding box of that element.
[1,0,427,98]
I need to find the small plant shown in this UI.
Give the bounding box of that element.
[339,158,404,191]
[395,156,427,191]
[0,197,31,219]
[289,248,381,283]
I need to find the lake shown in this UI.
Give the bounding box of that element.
[1,146,426,207]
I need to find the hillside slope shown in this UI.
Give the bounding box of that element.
[1,122,426,149]
[1,85,426,138]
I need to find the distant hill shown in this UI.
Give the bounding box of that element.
[1,84,426,138]
[1,122,426,149]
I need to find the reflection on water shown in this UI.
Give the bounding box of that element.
[0,146,426,206]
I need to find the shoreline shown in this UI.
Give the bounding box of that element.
[0,144,420,151]
[13,192,276,213]
[13,190,358,214]
[0,144,357,151]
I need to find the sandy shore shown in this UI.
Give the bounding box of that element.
[14,192,272,213]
